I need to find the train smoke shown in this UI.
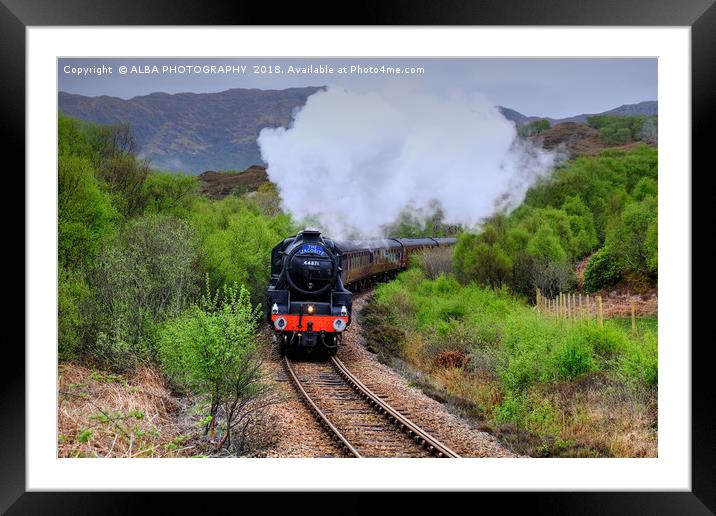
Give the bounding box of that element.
[258,87,559,238]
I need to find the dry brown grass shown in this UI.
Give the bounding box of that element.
[412,356,656,457]
[58,363,197,458]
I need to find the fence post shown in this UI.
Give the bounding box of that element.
[631,298,637,336]
[597,295,604,327]
[536,288,542,312]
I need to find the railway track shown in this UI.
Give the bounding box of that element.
[283,355,460,458]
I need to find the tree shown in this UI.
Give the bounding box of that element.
[518,119,551,137]
[58,154,118,269]
[606,196,657,275]
[143,171,198,217]
[91,215,203,367]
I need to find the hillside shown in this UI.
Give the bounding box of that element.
[60,88,656,174]
[58,87,324,173]
[198,165,269,199]
[498,100,657,126]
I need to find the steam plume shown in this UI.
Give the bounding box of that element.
[258,87,558,238]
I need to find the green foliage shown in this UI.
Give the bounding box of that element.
[606,196,658,276]
[190,196,296,302]
[518,119,550,137]
[453,146,657,296]
[369,272,658,453]
[374,272,655,392]
[58,154,118,269]
[587,114,657,146]
[554,337,595,379]
[143,171,198,218]
[77,429,92,444]
[584,247,623,293]
[158,282,265,442]
[90,215,202,368]
[58,267,93,361]
[620,332,658,386]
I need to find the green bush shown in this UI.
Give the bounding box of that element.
[158,283,267,449]
[554,337,595,379]
[584,247,623,293]
[621,332,658,386]
[190,197,296,302]
[58,267,93,361]
[90,215,202,368]
[58,154,118,269]
[143,171,198,218]
[518,119,550,137]
[606,197,657,276]
[569,322,628,359]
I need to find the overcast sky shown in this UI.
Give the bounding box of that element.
[58,58,656,119]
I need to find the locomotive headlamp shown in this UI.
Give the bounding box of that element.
[340,305,348,317]
[307,304,315,314]
[274,317,287,330]
[271,303,279,315]
[333,318,346,332]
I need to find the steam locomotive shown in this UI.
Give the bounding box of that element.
[266,229,456,355]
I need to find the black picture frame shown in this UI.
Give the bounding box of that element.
[4,0,712,513]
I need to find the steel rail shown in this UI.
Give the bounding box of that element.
[329,356,460,458]
[283,356,362,458]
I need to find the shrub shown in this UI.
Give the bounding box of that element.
[90,215,202,368]
[58,267,93,361]
[454,238,512,288]
[58,154,118,269]
[143,171,198,218]
[518,119,550,137]
[570,322,628,359]
[530,260,577,298]
[584,247,623,293]
[554,337,595,380]
[191,197,296,303]
[606,197,657,276]
[158,283,271,451]
[412,246,454,279]
[621,332,658,386]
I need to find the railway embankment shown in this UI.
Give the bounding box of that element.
[361,270,658,458]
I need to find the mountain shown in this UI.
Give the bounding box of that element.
[59,87,656,173]
[498,100,657,126]
[58,87,324,173]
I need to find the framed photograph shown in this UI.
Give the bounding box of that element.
[6,0,712,512]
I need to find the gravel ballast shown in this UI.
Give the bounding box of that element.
[261,292,517,458]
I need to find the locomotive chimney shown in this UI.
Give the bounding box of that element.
[299,228,322,242]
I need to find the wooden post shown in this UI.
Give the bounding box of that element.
[557,294,560,317]
[578,293,583,319]
[631,298,637,336]
[597,295,604,327]
[536,288,542,312]
[586,294,591,320]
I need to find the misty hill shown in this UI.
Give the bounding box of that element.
[59,86,656,173]
[58,87,324,172]
[498,101,657,126]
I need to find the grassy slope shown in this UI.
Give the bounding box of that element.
[362,269,657,457]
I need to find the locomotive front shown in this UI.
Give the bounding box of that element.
[266,229,352,355]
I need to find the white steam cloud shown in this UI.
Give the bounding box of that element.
[258,87,558,238]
